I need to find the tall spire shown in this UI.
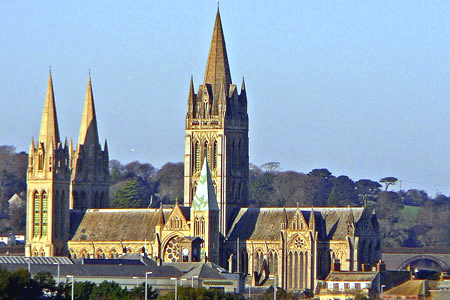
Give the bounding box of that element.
[39,70,60,147]
[203,8,232,98]
[78,74,99,146]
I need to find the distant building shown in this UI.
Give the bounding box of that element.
[25,7,382,292]
[316,270,380,300]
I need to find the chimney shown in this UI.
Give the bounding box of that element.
[331,259,341,271]
[377,260,386,272]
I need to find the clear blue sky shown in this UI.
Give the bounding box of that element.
[1,1,450,195]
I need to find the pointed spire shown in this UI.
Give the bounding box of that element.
[29,137,35,154]
[241,77,246,91]
[192,158,219,211]
[157,205,165,226]
[104,139,108,153]
[204,8,232,98]
[39,70,60,148]
[188,76,195,116]
[78,74,99,146]
[309,207,316,229]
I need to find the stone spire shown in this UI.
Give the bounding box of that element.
[39,71,60,147]
[203,8,232,99]
[192,158,219,211]
[78,74,99,146]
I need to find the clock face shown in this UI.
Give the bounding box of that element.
[183,248,189,256]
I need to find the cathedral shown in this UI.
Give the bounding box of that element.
[25,9,381,291]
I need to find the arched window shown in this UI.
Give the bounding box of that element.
[201,217,205,236]
[213,140,218,169]
[96,250,105,259]
[255,250,264,271]
[39,248,45,257]
[241,250,249,275]
[268,250,278,275]
[194,141,200,171]
[33,248,38,257]
[38,151,44,170]
[109,249,118,259]
[204,140,209,165]
[195,217,200,236]
[41,191,48,236]
[33,191,41,237]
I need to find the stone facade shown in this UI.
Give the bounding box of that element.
[184,9,249,237]
[26,8,382,292]
[25,73,109,257]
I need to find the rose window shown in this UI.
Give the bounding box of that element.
[164,237,181,262]
[294,237,306,249]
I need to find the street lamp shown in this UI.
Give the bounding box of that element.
[191,275,199,288]
[381,284,386,297]
[54,262,60,284]
[269,275,277,300]
[66,275,74,300]
[25,258,31,273]
[170,277,178,300]
[181,278,187,287]
[145,271,152,300]
[246,284,251,299]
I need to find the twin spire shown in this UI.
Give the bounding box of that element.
[78,74,99,146]
[37,71,100,150]
[38,71,60,147]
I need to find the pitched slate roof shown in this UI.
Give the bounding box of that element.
[70,208,171,241]
[325,271,378,282]
[226,207,365,241]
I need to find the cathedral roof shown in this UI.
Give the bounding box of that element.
[226,207,365,241]
[70,208,172,241]
[39,71,60,147]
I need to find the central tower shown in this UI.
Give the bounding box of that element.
[184,9,249,236]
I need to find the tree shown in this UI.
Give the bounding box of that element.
[327,175,359,207]
[355,179,382,204]
[308,168,332,179]
[111,180,145,208]
[154,162,184,204]
[380,177,398,191]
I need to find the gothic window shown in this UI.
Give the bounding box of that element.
[109,249,118,259]
[54,191,60,238]
[96,249,105,259]
[38,151,44,170]
[236,140,241,173]
[41,191,48,236]
[204,140,209,165]
[195,217,200,235]
[213,140,218,169]
[33,191,41,237]
[33,248,38,257]
[194,141,200,171]
[164,236,181,262]
[39,248,45,257]
[255,249,264,271]
[288,252,293,289]
[201,217,205,236]
[268,250,278,275]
